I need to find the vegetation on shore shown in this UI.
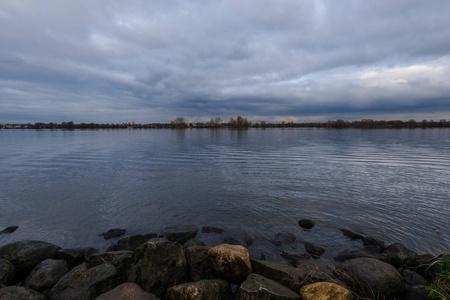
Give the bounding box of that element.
[1,116,449,130]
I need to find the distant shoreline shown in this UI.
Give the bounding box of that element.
[1,118,449,130]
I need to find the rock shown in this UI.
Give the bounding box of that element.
[117,233,158,251]
[202,226,225,234]
[222,237,242,246]
[362,236,385,252]
[0,240,61,279]
[399,267,428,288]
[162,225,198,244]
[0,286,46,300]
[404,285,432,300]
[300,282,353,300]
[95,282,159,300]
[185,246,217,281]
[339,229,364,240]
[271,231,296,246]
[295,259,333,282]
[236,273,300,299]
[404,254,446,282]
[100,229,126,240]
[55,247,100,269]
[251,259,308,292]
[303,242,326,259]
[106,243,118,252]
[382,243,418,267]
[48,263,118,300]
[0,259,15,285]
[280,251,310,267]
[335,257,404,299]
[248,249,266,261]
[123,238,187,298]
[208,244,252,284]
[183,239,206,248]
[298,219,315,229]
[244,232,256,247]
[25,259,68,292]
[0,226,19,234]
[166,279,232,300]
[333,247,379,262]
[86,250,133,271]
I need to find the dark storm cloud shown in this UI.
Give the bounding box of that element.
[1,0,450,123]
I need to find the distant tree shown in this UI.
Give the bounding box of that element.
[174,117,186,128]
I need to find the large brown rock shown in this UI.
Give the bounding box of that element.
[123,238,187,298]
[166,279,232,300]
[208,244,251,284]
[25,259,68,292]
[300,282,353,300]
[335,257,404,299]
[0,240,61,279]
[95,282,159,300]
[236,273,300,299]
[48,263,118,300]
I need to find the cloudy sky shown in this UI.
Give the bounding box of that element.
[1,0,450,124]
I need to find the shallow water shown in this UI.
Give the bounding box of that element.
[0,128,449,260]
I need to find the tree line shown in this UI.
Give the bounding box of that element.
[1,117,449,130]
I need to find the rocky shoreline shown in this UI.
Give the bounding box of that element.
[0,222,447,300]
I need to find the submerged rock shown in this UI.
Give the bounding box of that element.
[244,232,256,247]
[339,229,364,240]
[271,231,296,246]
[100,229,126,240]
[236,273,300,300]
[0,240,61,279]
[166,279,232,300]
[335,257,404,299]
[123,238,187,298]
[0,226,19,234]
[183,238,206,248]
[281,251,310,267]
[303,242,326,259]
[162,225,198,244]
[222,237,242,246]
[208,244,251,284]
[202,226,225,234]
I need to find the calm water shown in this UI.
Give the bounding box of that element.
[0,128,449,261]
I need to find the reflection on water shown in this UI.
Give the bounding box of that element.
[0,128,449,258]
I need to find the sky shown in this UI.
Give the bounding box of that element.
[1,0,450,124]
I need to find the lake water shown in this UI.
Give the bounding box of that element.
[0,128,449,262]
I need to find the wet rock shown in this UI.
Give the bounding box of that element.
[86,250,133,271]
[222,237,242,246]
[362,236,385,252]
[298,219,315,229]
[382,243,418,267]
[404,285,432,300]
[25,259,68,292]
[399,267,428,288]
[202,226,225,234]
[117,233,158,251]
[333,246,379,262]
[299,282,353,300]
[280,251,310,267]
[166,279,232,300]
[48,263,118,300]
[335,257,404,299]
[404,254,445,282]
[123,238,187,298]
[236,273,300,299]
[55,247,99,269]
[339,228,364,240]
[0,286,45,300]
[295,259,333,282]
[271,231,296,246]
[248,248,266,261]
[185,246,217,281]
[244,232,256,247]
[251,259,308,292]
[100,229,126,240]
[0,259,15,285]
[95,282,160,300]
[0,226,19,234]
[303,242,326,259]
[0,240,61,279]
[162,225,198,245]
[106,243,118,252]
[183,238,206,248]
[208,244,251,284]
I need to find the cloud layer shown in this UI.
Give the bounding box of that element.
[1,0,450,123]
